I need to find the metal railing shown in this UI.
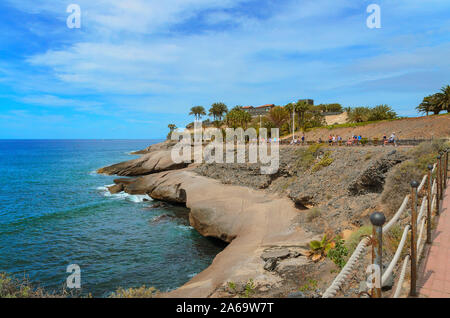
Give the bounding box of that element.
[281,138,447,146]
[322,148,449,298]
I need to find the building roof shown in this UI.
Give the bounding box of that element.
[255,104,275,109]
[242,106,254,109]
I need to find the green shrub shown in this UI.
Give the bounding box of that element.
[312,152,334,172]
[309,235,334,261]
[327,237,349,269]
[243,279,256,298]
[299,279,318,292]
[294,144,323,171]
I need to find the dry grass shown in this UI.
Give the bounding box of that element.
[345,225,372,254]
[0,272,70,298]
[384,224,410,259]
[381,140,449,216]
[110,286,159,298]
[306,207,322,222]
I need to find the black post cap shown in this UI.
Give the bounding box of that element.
[410,180,419,188]
[428,164,433,170]
[370,212,386,227]
[437,155,441,159]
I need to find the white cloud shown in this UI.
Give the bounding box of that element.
[4,0,450,119]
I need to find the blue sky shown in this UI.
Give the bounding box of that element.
[0,0,449,139]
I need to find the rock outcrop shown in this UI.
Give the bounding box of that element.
[130,140,177,155]
[112,168,319,297]
[101,141,413,298]
[97,149,187,176]
[348,151,406,195]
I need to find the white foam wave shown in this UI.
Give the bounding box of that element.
[96,185,152,203]
[176,224,194,231]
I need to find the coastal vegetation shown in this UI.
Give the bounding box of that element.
[0,272,49,298]
[308,235,334,262]
[311,151,334,172]
[0,272,76,298]
[224,106,252,129]
[346,105,398,123]
[189,106,206,120]
[177,85,448,140]
[209,102,228,121]
[110,285,159,298]
[0,271,161,298]
[381,139,449,216]
[416,85,450,115]
[327,237,348,269]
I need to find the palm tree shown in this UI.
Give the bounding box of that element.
[368,105,397,121]
[438,85,450,113]
[224,106,251,129]
[284,103,295,133]
[267,106,289,128]
[295,100,310,127]
[209,103,228,121]
[416,95,435,116]
[189,106,206,121]
[347,107,371,123]
[167,124,177,140]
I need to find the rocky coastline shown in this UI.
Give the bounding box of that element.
[97,140,410,297]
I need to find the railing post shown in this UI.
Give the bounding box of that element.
[370,211,386,298]
[427,165,433,244]
[439,152,444,199]
[436,155,441,214]
[410,180,419,297]
[445,149,448,187]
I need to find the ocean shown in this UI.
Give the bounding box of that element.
[0,140,224,297]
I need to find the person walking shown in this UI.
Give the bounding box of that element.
[389,132,397,147]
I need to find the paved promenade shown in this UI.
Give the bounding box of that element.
[418,178,450,298]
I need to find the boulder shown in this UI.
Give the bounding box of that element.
[107,183,123,194]
[287,291,306,298]
[261,249,291,261]
[275,257,311,279]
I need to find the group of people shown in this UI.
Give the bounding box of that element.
[288,132,398,147]
[290,135,306,145]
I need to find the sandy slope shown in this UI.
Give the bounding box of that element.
[284,114,450,141]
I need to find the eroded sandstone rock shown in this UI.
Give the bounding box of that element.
[97,150,187,176]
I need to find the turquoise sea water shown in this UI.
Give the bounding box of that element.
[0,140,224,297]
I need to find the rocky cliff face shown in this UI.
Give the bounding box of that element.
[98,142,410,298]
[195,146,409,233]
